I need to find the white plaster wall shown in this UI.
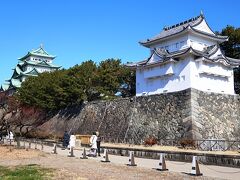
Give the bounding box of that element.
[149,27,217,53]
[150,35,188,52]
[136,57,192,96]
[188,34,216,51]
[24,65,52,73]
[190,59,235,94]
[30,56,53,63]
[136,56,235,96]
[35,66,52,73]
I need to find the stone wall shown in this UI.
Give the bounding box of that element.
[191,89,240,140]
[36,89,192,142]
[3,88,240,141]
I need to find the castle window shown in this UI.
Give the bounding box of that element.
[176,43,179,48]
[180,41,185,47]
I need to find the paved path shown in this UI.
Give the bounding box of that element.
[34,143,240,180]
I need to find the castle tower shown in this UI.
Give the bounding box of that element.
[127,13,240,140]
[127,13,240,96]
[0,45,60,93]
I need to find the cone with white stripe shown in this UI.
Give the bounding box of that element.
[101,149,110,163]
[41,142,44,151]
[68,146,75,157]
[80,148,88,159]
[51,143,57,154]
[35,141,37,149]
[190,156,202,176]
[16,138,20,149]
[127,151,137,166]
[156,153,168,171]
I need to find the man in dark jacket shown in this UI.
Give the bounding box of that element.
[96,131,101,156]
[63,131,70,149]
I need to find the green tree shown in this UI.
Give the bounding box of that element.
[220,26,240,93]
[97,58,136,98]
[67,60,99,101]
[16,70,85,111]
[220,26,240,59]
[16,58,136,111]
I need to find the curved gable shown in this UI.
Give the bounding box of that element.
[192,19,215,35]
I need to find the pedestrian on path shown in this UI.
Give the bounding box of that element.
[88,132,97,157]
[96,131,101,156]
[68,133,76,149]
[62,131,70,149]
[9,131,14,141]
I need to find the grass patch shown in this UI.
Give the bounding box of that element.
[0,164,54,180]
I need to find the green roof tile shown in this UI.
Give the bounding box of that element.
[18,46,56,60]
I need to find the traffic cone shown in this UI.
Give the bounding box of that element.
[80,148,88,159]
[41,142,44,151]
[190,156,202,176]
[51,143,57,154]
[156,153,168,171]
[127,151,137,166]
[68,146,75,157]
[35,141,37,149]
[16,139,20,149]
[101,149,110,163]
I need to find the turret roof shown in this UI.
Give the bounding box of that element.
[126,45,240,68]
[21,60,60,68]
[140,14,228,47]
[18,46,56,60]
[0,82,10,91]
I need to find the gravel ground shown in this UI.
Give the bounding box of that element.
[0,145,219,180]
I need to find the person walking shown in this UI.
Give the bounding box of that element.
[9,131,14,141]
[69,133,76,149]
[62,131,70,149]
[89,132,97,157]
[96,131,101,156]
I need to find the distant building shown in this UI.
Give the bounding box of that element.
[127,13,240,96]
[0,45,60,93]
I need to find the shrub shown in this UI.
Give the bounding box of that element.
[144,136,157,146]
[179,138,195,149]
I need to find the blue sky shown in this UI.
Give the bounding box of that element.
[0,0,240,84]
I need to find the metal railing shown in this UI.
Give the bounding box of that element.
[101,137,240,151]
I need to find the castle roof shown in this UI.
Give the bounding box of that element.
[0,83,10,92]
[140,14,228,48]
[18,46,56,60]
[21,60,60,68]
[126,45,240,68]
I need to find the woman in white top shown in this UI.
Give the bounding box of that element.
[9,131,14,141]
[89,132,97,156]
[69,134,76,148]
